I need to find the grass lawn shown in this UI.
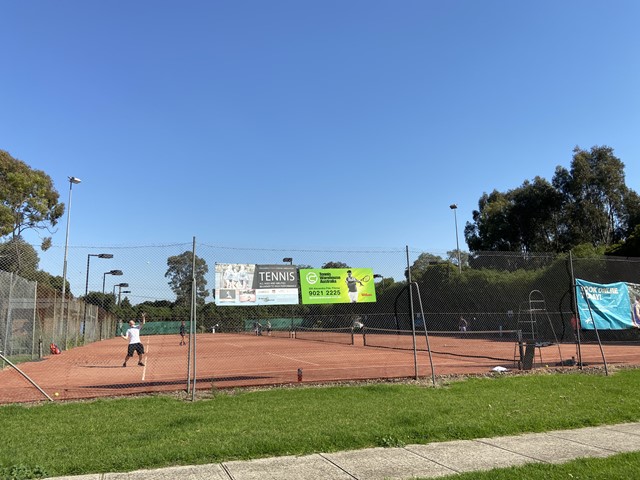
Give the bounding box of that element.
[2,366,640,479]
[435,451,640,480]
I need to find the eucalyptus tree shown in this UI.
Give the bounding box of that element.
[0,149,63,247]
[466,178,564,254]
[464,189,520,252]
[321,261,349,269]
[465,146,639,254]
[0,237,39,276]
[165,251,209,307]
[552,145,637,249]
[0,150,64,277]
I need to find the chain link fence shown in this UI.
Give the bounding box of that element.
[0,270,37,361]
[0,243,638,404]
[1,269,119,364]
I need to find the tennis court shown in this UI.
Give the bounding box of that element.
[1,330,638,404]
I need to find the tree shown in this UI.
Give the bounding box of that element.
[607,224,640,257]
[465,146,639,254]
[553,146,637,248]
[165,251,209,307]
[509,177,564,252]
[0,237,61,294]
[0,237,39,276]
[623,190,640,238]
[136,300,174,321]
[0,150,64,249]
[84,291,110,309]
[465,190,517,252]
[465,178,564,254]
[406,252,445,280]
[321,261,349,269]
[446,249,469,269]
[116,297,136,321]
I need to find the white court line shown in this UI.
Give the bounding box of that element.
[267,352,320,366]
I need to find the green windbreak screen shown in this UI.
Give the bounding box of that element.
[117,321,183,336]
[244,318,304,332]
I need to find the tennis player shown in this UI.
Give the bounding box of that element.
[122,313,146,367]
[458,316,468,332]
[179,320,186,345]
[345,270,363,303]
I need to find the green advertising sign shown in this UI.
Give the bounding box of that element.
[299,268,377,304]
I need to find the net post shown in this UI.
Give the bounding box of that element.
[517,329,525,369]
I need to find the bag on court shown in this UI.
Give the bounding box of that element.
[49,343,61,355]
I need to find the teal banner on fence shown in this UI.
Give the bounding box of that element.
[576,279,640,330]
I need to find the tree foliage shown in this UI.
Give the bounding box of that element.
[115,296,136,321]
[465,146,640,254]
[446,249,469,269]
[406,252,445,279]
[321,261,349,269]
[0,237,61,294]
[553,145,631,247]
[0,149,64,249]
[165,251,209,307]
[607,225,640,257]
[84,291,114,310]
[0,237,39,277]
[135,300,175,321]
[465,177,564,253]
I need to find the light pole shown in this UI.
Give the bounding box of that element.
[82,253,113,339]
[119,290,131,306]
[282,257,293,265]
[374,273,384,289]
[449,204,462,273]
[113,283,129,307]
[102,270,123,310]
[59,176,81,339]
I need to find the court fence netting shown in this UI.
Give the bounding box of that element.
[1,242,639,404]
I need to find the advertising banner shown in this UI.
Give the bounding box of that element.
[576,278,640,330]
[214,263,299,306]
[299,268,377,304]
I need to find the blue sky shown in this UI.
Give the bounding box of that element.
[1,1,638,302]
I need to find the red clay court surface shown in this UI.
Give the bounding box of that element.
[2,332,639,404]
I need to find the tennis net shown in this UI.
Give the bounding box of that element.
[363,327,522,362]
[268,328,294,338]
[294,326,354,345]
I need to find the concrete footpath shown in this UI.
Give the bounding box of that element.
[47,422,640,480]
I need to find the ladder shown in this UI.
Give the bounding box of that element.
[516,290,563,369]
[518,290,547,340]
